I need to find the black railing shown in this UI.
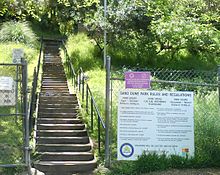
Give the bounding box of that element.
[78,67,106,155]
[62,40,76,88]
[29,37,43,135]
[85,84,105,154]
[61,41,105,155]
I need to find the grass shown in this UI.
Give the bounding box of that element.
[0,21,38,48]
[63,33,102,71]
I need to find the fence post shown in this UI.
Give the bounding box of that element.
[15,64,19,123]
[22,59,31,174]
[105,56,111,168]
[218,65,220,106]
[86,85,89,114]
[78,71,81,92]
[98,117,101,155]
[91,97,94,132]
[82,74,85,101]
[29,68,37,135]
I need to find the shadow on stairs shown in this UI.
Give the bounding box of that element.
[33,39,97,175]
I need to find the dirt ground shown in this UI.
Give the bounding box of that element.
[144,168,220,175]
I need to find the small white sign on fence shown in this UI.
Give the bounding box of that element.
[117,90,194,160]
[12,48,24,64]
[0,76,13,90]
[0,77,16,106]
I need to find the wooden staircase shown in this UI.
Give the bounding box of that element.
[34,39,96,175]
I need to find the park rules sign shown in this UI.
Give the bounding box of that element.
[117,90,194,160]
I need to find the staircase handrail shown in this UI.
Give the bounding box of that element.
[29,37,43,135]
[61,40,76,88]
[78,67,106,154]
[61,40,106,155]
[87,84,106,129]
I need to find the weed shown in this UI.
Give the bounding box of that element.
[0,21,38,48]
[65,33,102,71]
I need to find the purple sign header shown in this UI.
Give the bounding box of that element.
[125,72,151,89]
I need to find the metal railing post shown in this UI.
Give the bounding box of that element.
[82,75,85,101]
[98,117,101,154]
[29,68,37,134]
[86,84,89,114]
[78,71,81,92]
[105,56,111,167]
[15,64,19,123]
[218,65,220,106]
[22,59,31,174]
[91,97,94,132]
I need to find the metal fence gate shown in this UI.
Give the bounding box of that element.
[110,67,220,161]
[0,60,30,174]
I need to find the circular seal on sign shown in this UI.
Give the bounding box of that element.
[129,73,135,79]
[120,143,134,158]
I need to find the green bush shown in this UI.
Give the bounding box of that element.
[65,33,101,71]
[0,21,38,48]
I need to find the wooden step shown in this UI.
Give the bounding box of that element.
[39,93,75,97]
[38,113,78,118]
[42,83,68,86]
[41,89,69,93]
[37,118,82,124]
[38,108,78,113]
[34,160,97,175]
[35,152,94,161]
[36,143,92,152]
[36,136,89,144]
[40,92,76,98]
[37,124,85,130]
[39,101,78,105]
[38,103,78,108]
[36,130,87,137]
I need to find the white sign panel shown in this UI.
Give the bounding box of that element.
[0,77,16,106]
[12,48,24,63]
[0,77,13,90]
[117,90,194,160]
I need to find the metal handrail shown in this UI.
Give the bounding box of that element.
[78,67,106,154]
[62,40,76,87]
[61,40,106,155]
[29,37,43,135]
[87,85,105,129]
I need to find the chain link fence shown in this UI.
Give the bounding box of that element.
[0,62,29,173]
[110,67,220,160]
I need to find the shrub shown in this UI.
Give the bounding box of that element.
[65,33,101,71]
[0,21,38,48]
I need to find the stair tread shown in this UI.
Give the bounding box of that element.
[36,152,93,155]
[38,124,83,126]
[34,159,96,165]
[39,107,78,108]
[37,130,86,132]
[36,143,91,146]
[38,117,80,119]
[36,136,88,139]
